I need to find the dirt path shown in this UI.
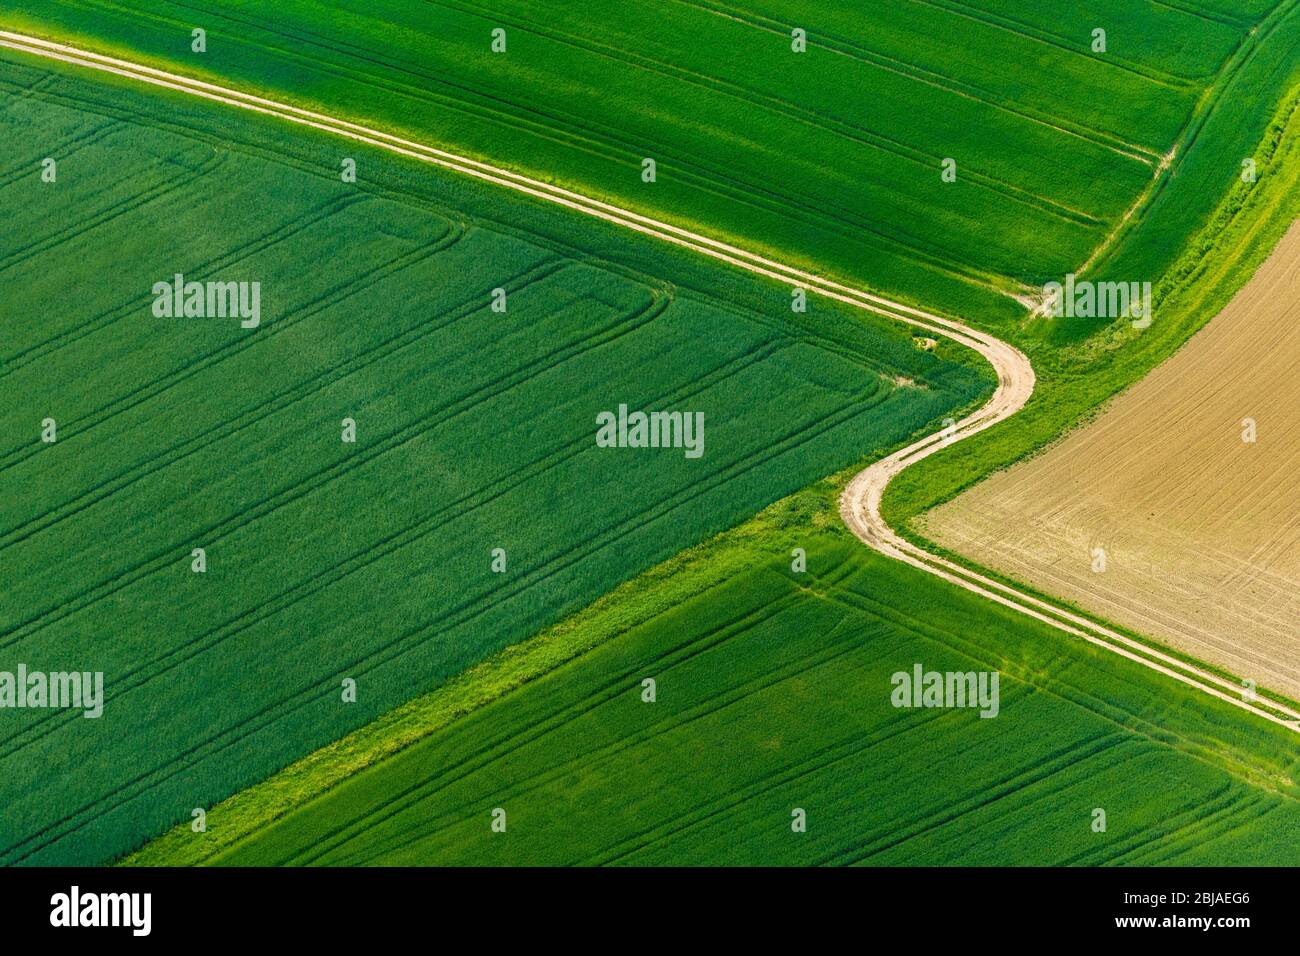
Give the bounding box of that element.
[3,28,1295,731]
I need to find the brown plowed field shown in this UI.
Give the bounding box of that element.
[925,222,1300,698]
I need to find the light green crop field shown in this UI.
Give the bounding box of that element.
[0,51,986,865]
[6,0,1296,330]
[196,519,1300,866]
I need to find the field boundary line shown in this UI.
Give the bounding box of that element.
[2,29,1295,736]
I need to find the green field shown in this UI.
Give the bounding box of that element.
[6,0,1295,329]
[0,51,985,865]
[172,510,1300,866]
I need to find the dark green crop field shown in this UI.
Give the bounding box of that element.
[0,51,985,865]
[6,0,1296,328]
[205,529,1300,866]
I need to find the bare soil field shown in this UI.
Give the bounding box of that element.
[924,222,1300,699]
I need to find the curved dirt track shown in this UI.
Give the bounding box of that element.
[3,29,1297,731]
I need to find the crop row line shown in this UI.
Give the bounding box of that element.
[0,188,364,379]
[908,0,1205,89]
[667,0,1163,164]
[0,257,564,552]
[290,584,817,865]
